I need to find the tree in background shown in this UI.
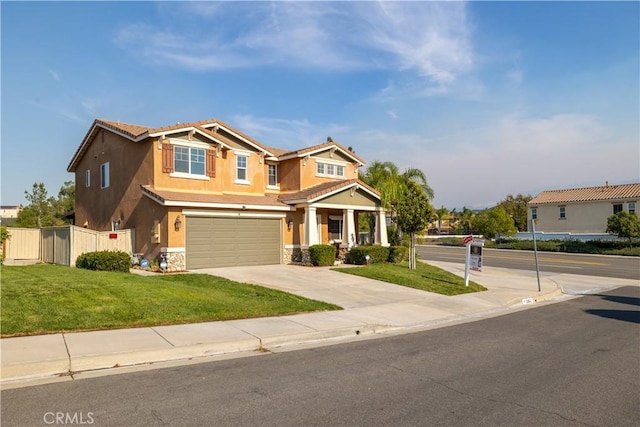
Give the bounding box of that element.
[360,161,434,245]
[472,206,517,239]
[497,193,532,231]
[606,211,640,245]
[434,206,449,234]
[396,180,434,269]
[16,181,75,228]
[450,207,476,235]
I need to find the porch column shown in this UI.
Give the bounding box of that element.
[375,209,389,247]
[304,206,319,246]
[343,209,356,248]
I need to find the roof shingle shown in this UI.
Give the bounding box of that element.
[529,183,640,205]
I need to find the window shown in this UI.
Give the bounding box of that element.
[629,202,637,215]
[316,160,347,178]
[613,203,623,214]
[174,146,205,176]
[236,155,248,182]
[268,164,278,187]
[100,162,110,189]
[531,208,537,220]
[329,217,343,241]
[559,206,566,219]
[85,170,91,187]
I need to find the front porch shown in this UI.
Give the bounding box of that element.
[280,180,388,265]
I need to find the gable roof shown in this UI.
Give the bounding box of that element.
[277,141,365,165]
[68,118,276,172]
[69,117,367,172]
[278,179,380,204]
[529,183,640,205]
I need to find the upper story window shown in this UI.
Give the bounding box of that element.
[164,139,214,180]
[316,160,347,179]
[613,203,623,214]
[559,206,566,219]
[174,146,205,176]
[629,202,637,215]
[267,164,278,188]
[100,162,110,189]
[235,152,250,184]
[531,208,537,220]
[85,170,91,188]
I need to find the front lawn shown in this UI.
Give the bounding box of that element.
[332,262,487,295]
[0,264,340,337]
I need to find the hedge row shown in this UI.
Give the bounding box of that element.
[76,250,132,272]
[309,244,337,266]
[345,245,408,265]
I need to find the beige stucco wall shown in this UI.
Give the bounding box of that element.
[529,200,638,233]
[74,129,154,233]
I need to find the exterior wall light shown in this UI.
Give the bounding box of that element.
[174,215,182,231]
[287,218,294,231]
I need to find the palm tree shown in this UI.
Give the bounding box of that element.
[435,206,449,234]
[361,161,434,245]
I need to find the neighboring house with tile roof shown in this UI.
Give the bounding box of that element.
[68,118,388,270]
[527,183,640,234]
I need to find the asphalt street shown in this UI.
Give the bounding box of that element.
[417,245,640,280]
[2,286,638,427]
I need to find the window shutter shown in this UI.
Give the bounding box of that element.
[206,149,216,177]
[162,143,174,173]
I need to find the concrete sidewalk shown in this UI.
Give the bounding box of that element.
[2,261,637,388]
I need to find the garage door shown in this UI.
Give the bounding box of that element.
[185,217,281,269]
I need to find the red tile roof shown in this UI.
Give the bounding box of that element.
[529,183,640,205]
[69,117,368,171]
[278,179,380,203]
[278,141,365,165]
[141,186,291,208]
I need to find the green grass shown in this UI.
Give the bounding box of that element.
[332,262,487,295]
[0,264,340,337]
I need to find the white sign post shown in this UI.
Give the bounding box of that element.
[463,235,473,287]
[464,236,484,287]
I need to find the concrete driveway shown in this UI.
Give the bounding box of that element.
[192,264,435,309]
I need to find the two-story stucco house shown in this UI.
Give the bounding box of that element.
[67,118,388,270]
[527,183,640,234]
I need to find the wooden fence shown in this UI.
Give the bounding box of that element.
[3,226,135,266]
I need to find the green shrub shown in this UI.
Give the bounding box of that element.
[308,244,337,266]
[388,246,409,263]
[76,250,132,272]
[346,245,390,265]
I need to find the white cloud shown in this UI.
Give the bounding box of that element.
[387,110,399,120]
[341,113,638,209]
[506,68,523,85]
[229,115,350,150]
[48,69,60,81]
[113,2,474,88]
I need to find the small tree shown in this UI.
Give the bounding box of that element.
[606,212,640,245]
[396,181,433,269]
[472,206,517,239]
[497,193,532,232]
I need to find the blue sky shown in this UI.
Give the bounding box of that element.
[2,1,638,210]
